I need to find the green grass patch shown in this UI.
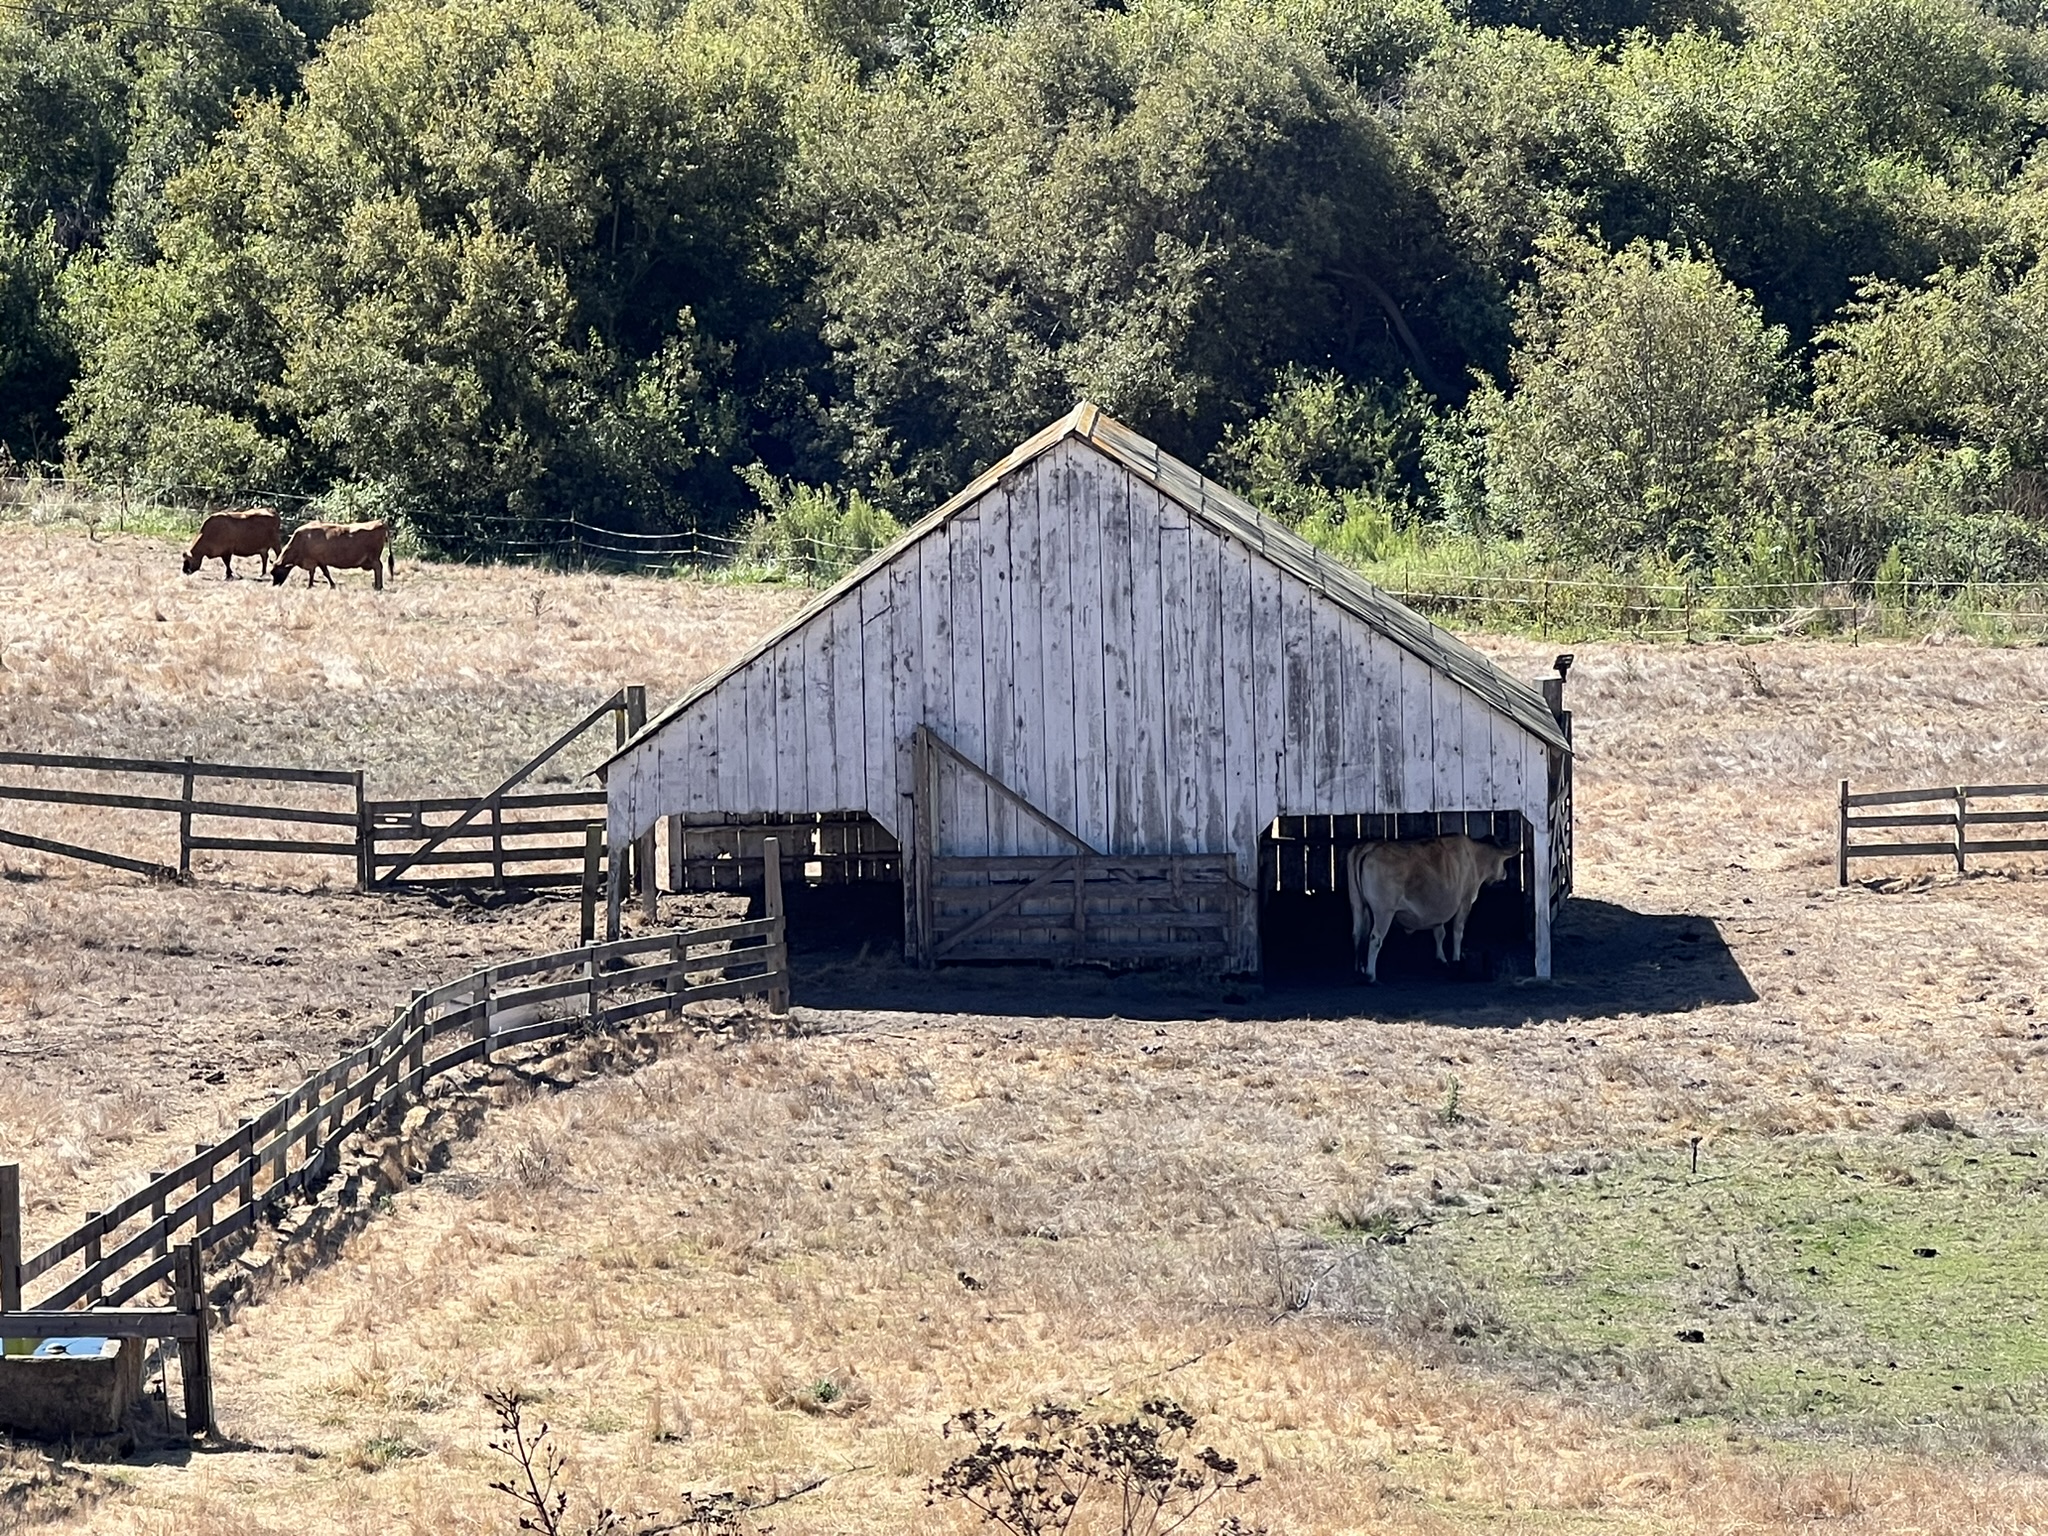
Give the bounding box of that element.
[1368,1131,2048,1442]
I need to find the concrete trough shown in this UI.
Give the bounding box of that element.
[0,1337,147,1438]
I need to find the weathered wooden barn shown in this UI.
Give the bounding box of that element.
[604,404,1573,976]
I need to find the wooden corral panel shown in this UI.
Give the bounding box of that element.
[607,405,1571,975]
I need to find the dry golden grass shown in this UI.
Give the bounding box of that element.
[3,527,2047,1533]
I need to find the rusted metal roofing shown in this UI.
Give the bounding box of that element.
[608,402,1568,765]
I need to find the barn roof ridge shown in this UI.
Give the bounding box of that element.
[608,403,1567,766]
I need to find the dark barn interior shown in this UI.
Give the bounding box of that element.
[1257,812,1533,982]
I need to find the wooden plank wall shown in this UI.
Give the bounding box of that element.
[612,437,1556,973]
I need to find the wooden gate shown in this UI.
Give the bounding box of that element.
[909,726,1244,967]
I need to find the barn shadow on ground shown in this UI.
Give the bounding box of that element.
[780,884,1757,1027]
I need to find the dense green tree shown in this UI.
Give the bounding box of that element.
[64,0,815,541]
[798,0,1475,511]
[1472,233,1789,562]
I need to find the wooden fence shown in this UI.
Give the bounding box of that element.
[0,689,643,895]
[0,846,789,1437]
[0,751,362,884]
[1837,780,2048,883]
[364,789,609,888]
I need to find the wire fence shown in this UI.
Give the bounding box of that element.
[7,474,2047,634]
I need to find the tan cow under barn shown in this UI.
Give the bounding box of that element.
[604,403,1574,977]
[1345,835,1517,983]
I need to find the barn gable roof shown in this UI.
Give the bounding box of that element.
[611,404,1569,763]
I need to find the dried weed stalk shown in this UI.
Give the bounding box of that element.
[929,1398,1264,1536]
[484,1388,762,1536]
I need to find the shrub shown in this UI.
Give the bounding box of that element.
[734,465,903,582]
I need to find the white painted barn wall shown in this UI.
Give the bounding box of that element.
[610,433,1556,974]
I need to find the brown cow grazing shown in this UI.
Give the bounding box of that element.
[182,509,282,579]
[1346,835,1516,983]
[271,521,395,590]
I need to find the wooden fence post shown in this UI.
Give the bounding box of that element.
[605,834,625,942]
[149,1173,168,1260]
[586,946,602,1027]
[83,1211,102,1305]
[193,1143,216,1240]
[580,824,602,944]
[626,685,653,910]
[667,813,683,895]
[490,795,505,888]
[1955,787,1969,874]
[1837,780,1850,887]
[236,1120,255,1212]
[178,756,196,877]
[667,932,683,1021]
[172,1241,212,1439]
[762,835,789,1016]
[0,1164,20,1314]
[354,770,370,893]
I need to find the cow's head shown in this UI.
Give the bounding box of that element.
[1480,843,1516,885]
[270,561,293,585]
[181,550,202,574]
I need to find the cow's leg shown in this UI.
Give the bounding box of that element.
[1350,884,1369,975]
[1451,904,1471,964]
[1365,906,1395,983]
[223,555,235,579]
[373,561,383,591]
[306,566,317,587]
[320,565,336,588]
[1431,924,1448,964]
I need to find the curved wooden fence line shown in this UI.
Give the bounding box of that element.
[0,844,789,1436]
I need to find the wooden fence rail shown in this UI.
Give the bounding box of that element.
[1837,780,2048,884]
[0,720,628,893]
[0,753,362,883]
[0,843,789,1421]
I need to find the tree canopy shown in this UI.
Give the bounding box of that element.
[3,0,2047,579]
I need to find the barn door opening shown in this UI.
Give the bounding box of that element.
[1257,813,1530,982]
[908,726,1246,968]
[665,811,902,953]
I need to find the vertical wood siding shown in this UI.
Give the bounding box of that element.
[612,437,1556,966]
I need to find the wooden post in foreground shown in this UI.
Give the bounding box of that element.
[172,1241,213,1439]
[0,1164,20,1314]
[626,687,651,903]
[353,770,370,893]
[762,835,788,1016]
[1955,786,1969,874]
[178,756,196,878]
[580,825,602,944]
[605,833,625,942]
[83,1212,102,1305]
[1836,780,1850,887]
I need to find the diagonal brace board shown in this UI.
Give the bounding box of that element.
[915,725,1099,854]
[933,857,1077,956]
[377,689,625,887]
[0,826,183,883]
